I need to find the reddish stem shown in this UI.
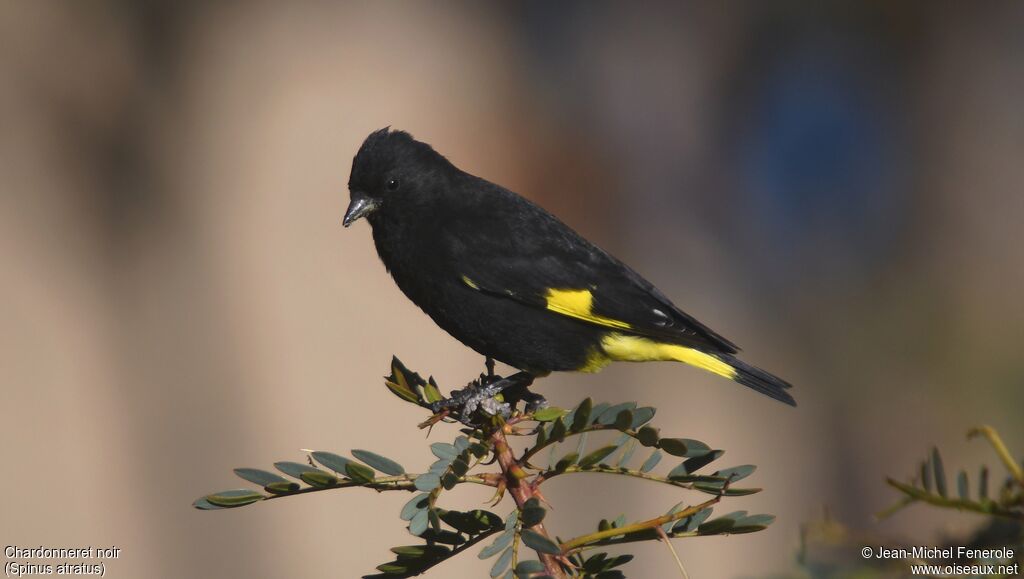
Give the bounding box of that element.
[492,425,567,578]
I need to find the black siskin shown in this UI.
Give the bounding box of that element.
[344,128,795,406]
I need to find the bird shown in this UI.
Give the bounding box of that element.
[343,128,795,407]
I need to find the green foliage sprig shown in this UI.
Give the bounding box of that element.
[195,357,775,578]
[879,425,1024,522]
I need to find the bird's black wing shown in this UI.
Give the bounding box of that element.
[445,198,739,354]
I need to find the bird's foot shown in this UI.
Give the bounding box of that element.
[427,371,537,425]
[502,381,548,414]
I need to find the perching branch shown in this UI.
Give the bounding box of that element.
[559,496,721,553]
[194,357,777,578]
[491,423,568,578]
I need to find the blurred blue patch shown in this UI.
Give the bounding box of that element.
[737,47,906,281]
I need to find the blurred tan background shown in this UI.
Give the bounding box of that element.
[2,2,1023,577]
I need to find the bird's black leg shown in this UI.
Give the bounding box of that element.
[485,357,496,379]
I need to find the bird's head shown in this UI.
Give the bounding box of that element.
[344,128,453,227]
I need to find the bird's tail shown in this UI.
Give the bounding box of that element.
[712,353,796,407]
[598,334,796,406]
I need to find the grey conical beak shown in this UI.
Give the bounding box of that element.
[343,193,379,227]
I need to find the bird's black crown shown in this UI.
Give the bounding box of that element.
[349,127,453,192]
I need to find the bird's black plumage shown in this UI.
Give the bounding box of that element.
[345,128,795,406]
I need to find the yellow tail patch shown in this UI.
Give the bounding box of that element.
[596,333,738,380]
[545,288,633,330]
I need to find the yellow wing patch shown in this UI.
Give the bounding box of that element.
[599,333,737,380]
[461,275,480,290]
[545,288,633,330]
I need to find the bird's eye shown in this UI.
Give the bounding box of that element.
[385,178,400,192]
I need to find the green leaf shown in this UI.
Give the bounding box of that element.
[579,445,619,468]
[714,464,756,483]
[630,407,656,429]
[932,447,948,498]
[640,450,662,473]
[548,417,567,442]
[736,513,775,528]
[636,426,660,447]
[589,402,611,424]
[575,431,589,459]
[441,509,503,534]
[479,530,515,559]
[570,398,593,432]
[274,461,317,480]
[205,489,264,508]
[441,472,458,490]
[520,530,561,555]
[430,443,459,460]
[695,484,761,496]
[421,528,464,545]
[547,445,559,471]
[554,452,579,473]
[533,407,568,422]
[450,457,470,477]
[300,470,338,488]
[390,544,450,559]
[265,481,300,494]
[612,410,634,431]
[423,377,444,404]
[400,493,431,521]
[374,561,411,574]
[345,461,376,484]
[414,473,441,491]
[352,449,405,475]
[386,358,429,407]
[681,450,724,474]
[490,547,513,577]
[311,451,352,474]
[666,462,715,481]
[193,497,222,510]
[409,509,430,536]
[673,506,713,533]
[233,468,289,487]
[521,498,546,527]
[596,402,635,425]
[698,515,738,535]
[385,378,421,404]
[617,439,638,468]
[581,551,633,573]
[957,470,968,500]
[390,357,426,387]
[979,466,989,500]
[515,560,547,574]
[659,438,711,458]
[611,432,631,449]
[533,426,548,449]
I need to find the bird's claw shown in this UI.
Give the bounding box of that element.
[424,371,537,426]
[520,392,549,414]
